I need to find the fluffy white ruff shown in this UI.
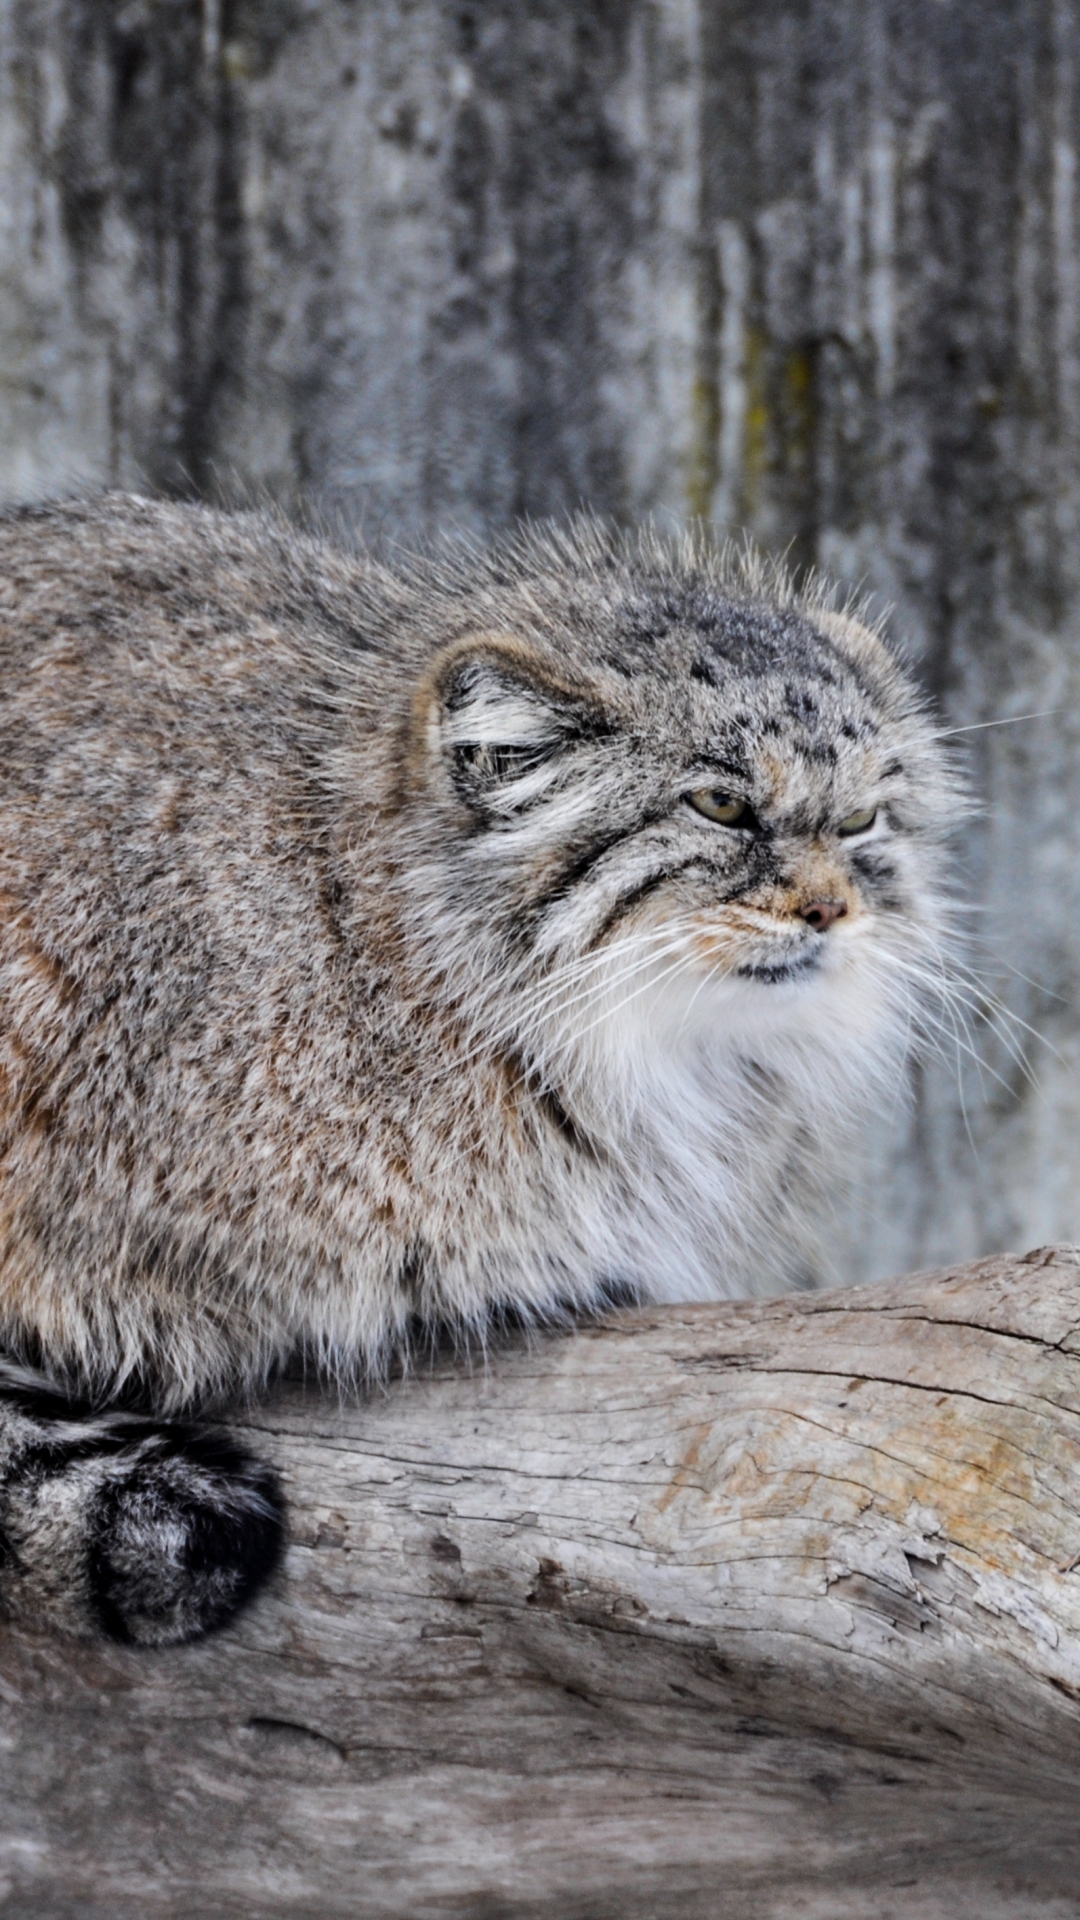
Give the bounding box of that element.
[529,916,913,1302]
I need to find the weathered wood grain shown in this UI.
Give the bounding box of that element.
[3,1247,1080,1917]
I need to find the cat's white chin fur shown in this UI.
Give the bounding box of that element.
[530,921,911,1303]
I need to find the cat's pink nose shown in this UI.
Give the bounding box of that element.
[799,898,848,932]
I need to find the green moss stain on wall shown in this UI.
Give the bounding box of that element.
[783,342,818,570]
[742,326,769,523]
[784,346,815,485]
[687,371,720,520]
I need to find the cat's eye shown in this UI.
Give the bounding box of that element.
[836,806,877,836]
[688,789,752,827]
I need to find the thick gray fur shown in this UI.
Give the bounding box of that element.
[0,495,962,1642]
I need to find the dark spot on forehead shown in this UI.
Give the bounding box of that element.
[798,738,838,766]
[620,591,687,650]
[693,608,723,633]
[687,599,831,685]
[785,683,818,723]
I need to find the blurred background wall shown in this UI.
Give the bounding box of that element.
[1,0,1078,1285]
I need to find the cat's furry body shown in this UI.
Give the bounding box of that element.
[0,494,960,1643]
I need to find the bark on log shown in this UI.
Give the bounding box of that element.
[3,1248,1080,1918]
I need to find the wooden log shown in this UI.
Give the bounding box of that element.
[4,1247,1080,1918]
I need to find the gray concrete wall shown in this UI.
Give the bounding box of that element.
[1,0,1078,1284]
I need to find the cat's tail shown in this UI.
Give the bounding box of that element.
[0,1359,285,1645]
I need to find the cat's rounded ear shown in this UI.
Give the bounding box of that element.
[810,607,897,675]
[410,631,608,811]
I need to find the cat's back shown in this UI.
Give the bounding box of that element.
[0,493,420,908]
[0,496,402,1184]
[0,492,393,762]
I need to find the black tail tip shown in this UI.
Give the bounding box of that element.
[88,1431,286,1647]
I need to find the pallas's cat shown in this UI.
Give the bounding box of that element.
[0,496,960,1644]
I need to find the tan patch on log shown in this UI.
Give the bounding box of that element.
[655,1421,714,1514]
[642,1374,1074,1581]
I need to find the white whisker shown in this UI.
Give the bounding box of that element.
[925,710,1060,741]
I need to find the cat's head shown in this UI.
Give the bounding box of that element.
[399,526,964,1092]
